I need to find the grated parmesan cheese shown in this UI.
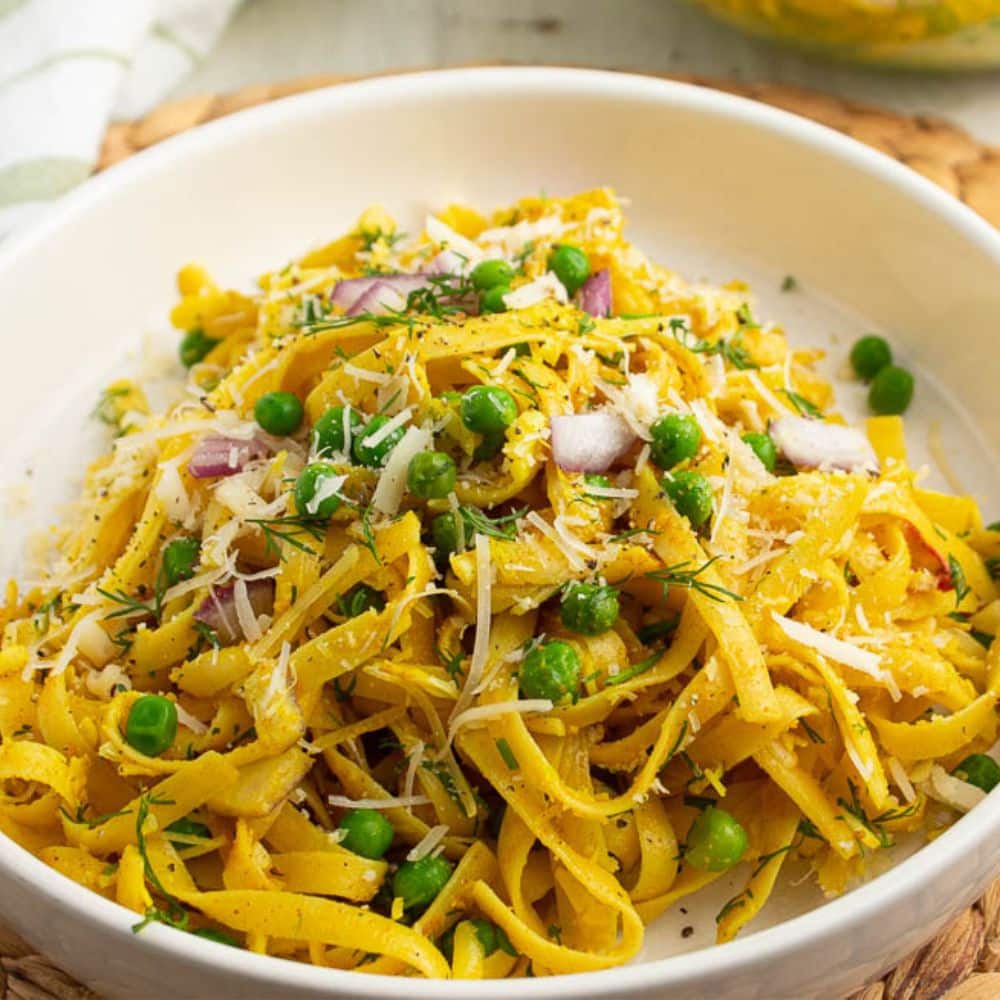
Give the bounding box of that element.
[526,511,586,571]
[425,215,483,262]
[503,273,568,310]
[450,534,493,724]
[406,824,450,862]
[371,425,433,515]
[328,794,432,810]
[233,578,264,642]
[448,699,554,742]
[772,612,901,700]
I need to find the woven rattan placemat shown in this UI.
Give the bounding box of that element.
[5,69,1000,1000]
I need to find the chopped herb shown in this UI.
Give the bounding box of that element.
[458,505,528,542]
[985,556,1000,581]
[837,779,919,849]
[751,839,800,878]
[781,275,798,292]
[715,894,748,924]
[948,555,970,606]
[496,737,519,771]
[669,317,757,370]
[735,303,758,328]
[332,675,358,702]
[800,718,826,744]
[604,649,662,687]
[92,385,131,428]
[607,525,660,544]
[637,616,679,644]
[248,514,326,559]
[546,924,562,944]
[513,240,536,272]
[663,720,689,766]
[797,818,823,840]
[646,557,743,604]
[971,629,994,650]
[781,390,822,418]
[357,227,406,252]
[97,586,161,626]
[435,643,465,680]
[131,792,189,935]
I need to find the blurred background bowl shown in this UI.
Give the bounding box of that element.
[689,0,1000,69]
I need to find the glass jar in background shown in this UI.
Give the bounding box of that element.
[690,0,1000,69]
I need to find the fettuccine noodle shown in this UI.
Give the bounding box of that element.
[3,188,999,978]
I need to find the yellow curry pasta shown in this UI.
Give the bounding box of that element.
[3,188,999,978]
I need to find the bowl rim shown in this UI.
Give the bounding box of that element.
[3,64,1000,997]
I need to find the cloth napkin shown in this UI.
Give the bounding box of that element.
[0,0,241,238]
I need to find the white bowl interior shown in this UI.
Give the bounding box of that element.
[1,68,1000,1000]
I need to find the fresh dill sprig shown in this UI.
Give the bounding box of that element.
[131,792,190,935]
[357,226,406,252]
[837,779,920,849]
[607,525,659,544]
[248,514,326,559]
[97,586,162,625]
[669,317,757,370]
[458,505,528,542]
[781,389,823,418]
[92,385,131,427]
[948,555,970,606]
[604,649,663,687]
[645,557,743,604]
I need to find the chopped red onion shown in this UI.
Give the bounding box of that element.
[330,276,382,313]
[550,411,636,472]
[345,274,433,316]
[578,269,611,317]
[194,579,274,645]
[770,416,879,475]
[188,435,270,479]
[425,249,465,275]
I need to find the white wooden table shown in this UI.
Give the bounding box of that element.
[176,0,1000,141]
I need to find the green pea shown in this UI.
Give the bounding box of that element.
[649,413,702,470]
[161,538,200,587]
[480,285,511,314]
[519,640,581,704]
[471,259,515,291]
[850,335,893,381]
[560,582,620,636]
[352,415,405,467]
[253,391,304,436]
[662,471,713,528]
[868,365,914,416]
[547,244,591,296]
[953,753,1000,793]
[338,808,394,859]
[460,385,518,435]
[467,919,517,957]
[294,462,343,519]
[124,695,177,757]
[191,928,239,947]
[684,806,748,872]
[312,405,364,457]
[741,432,777,473]
[392,855,454,909]
[431,511,462,564]
[179,328,220,368]
[166,817,212,848]
[408,451,458,499]
[337,583,385,618]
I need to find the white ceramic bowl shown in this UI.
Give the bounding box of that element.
[2,67,1000,1000]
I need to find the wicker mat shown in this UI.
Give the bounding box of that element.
[5,68,1000,1000]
